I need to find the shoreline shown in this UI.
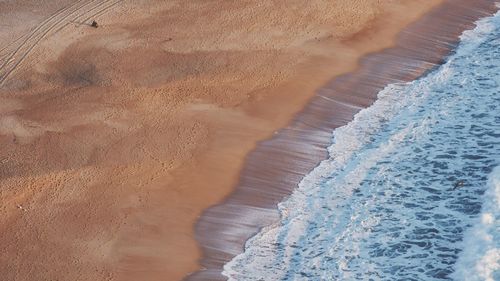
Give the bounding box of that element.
[188,1,499,280]
[1,1,496,281]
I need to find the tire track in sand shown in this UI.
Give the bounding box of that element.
[0,0,123,87]
[0,0,90,69]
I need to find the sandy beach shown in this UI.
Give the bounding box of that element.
[1,1,494,280]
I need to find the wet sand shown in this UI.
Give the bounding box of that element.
[190,0,499,280]
[0,1,494,281]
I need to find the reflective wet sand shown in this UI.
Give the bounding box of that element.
[189,1,499,280]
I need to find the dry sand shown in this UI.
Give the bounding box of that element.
[0,1,447,280]
[191,1,499,279]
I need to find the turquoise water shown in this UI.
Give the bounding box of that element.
[224,12,500,281]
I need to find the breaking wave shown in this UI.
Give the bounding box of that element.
[223,11,500,281]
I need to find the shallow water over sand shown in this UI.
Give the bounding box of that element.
[224,12,500,281]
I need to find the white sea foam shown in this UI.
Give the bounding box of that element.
[224,11,500,281]
[452,167,500,281]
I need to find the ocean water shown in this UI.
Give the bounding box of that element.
[223,12,500,281]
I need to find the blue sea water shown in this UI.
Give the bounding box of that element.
[223,12,500,281]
